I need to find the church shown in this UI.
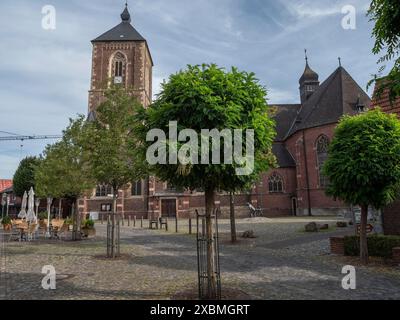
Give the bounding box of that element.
[80,4,371,219]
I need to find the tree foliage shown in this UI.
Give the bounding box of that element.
[85,85,144,191]
[367,0,400,102]
[13,156,40,197]
[132,64,276,193]
[35,115,95,200]
[323,109,400,208]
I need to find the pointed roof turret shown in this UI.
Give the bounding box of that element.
[299,50,319,84]
[121,3,131,23]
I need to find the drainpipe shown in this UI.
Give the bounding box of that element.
[302,130,312,216]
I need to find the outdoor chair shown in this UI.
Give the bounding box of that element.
[8,224,21,242]
[159,217,168,230]
[56,223,69,241]
[27,223,38,241]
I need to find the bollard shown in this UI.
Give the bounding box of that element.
[175,216,178,233]
[134,216,136,227]
[141,217,143,228]
[101,214,104,225]
[128,216,131,227]
[189,218,192,235]
[122,214,125,226]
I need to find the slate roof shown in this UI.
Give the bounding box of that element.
[272,104,301,142]
[286,66,371,138]
[92,6,146,43]
[272,143,296,168]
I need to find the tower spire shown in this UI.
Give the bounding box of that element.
[305,49,308,64]
[121,2,131,23]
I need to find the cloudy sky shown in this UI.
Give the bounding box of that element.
[0,0,379,178]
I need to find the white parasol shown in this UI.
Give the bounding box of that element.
[26,187,36,223]
[18,191,28,219]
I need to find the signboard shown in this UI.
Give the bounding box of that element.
[356,224,374,235]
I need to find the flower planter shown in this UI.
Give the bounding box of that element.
[82,228,96,238]
[2,224,11,231]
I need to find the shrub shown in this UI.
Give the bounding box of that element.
[82,219,95,229]
[344,235,400,259]
[64,217,73,225]
[38,211,48,220]
[1,216,12,225]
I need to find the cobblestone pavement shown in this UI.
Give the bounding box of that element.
[1,217,399,300]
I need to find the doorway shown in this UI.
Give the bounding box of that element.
[161,199,177,218]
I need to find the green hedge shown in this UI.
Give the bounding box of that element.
[344,235,400,259]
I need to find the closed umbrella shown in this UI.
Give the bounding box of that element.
[18,191,28,219]
[26,187,36,223]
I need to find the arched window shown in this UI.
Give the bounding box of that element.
[316,135,329,188]
[268,172,284,193]
[96,184,113,197]
[111,52,126,85]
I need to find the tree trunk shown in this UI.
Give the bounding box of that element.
[71,199,81,241]
[58,199,62,220]
[109,191,117,258]
[360,204,369,265]
[204,187,217,299]
[230,192,237,243]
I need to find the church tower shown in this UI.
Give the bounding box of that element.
[299,52,319,104]
[88,4,153,114]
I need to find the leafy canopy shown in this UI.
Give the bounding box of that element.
[85,85,144,190]
[35,116,95,199]
[323,109,400,208]
[367,0,400,101]
[132,64,276,192]
[13,156,41,197]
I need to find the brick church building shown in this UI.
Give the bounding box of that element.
[80,5,371,219]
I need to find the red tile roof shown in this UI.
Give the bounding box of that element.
[0,179,12,193]
[371,80,400,117]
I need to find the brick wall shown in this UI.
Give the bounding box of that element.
[382,201,400,236]
[330,236,345,255]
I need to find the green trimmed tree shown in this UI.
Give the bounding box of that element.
[132,64,276,298]
[323,109,400,264]
[13,156,40,197]
[35,116,95,240]
[367,0,400,102]
[84,85,144,258]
